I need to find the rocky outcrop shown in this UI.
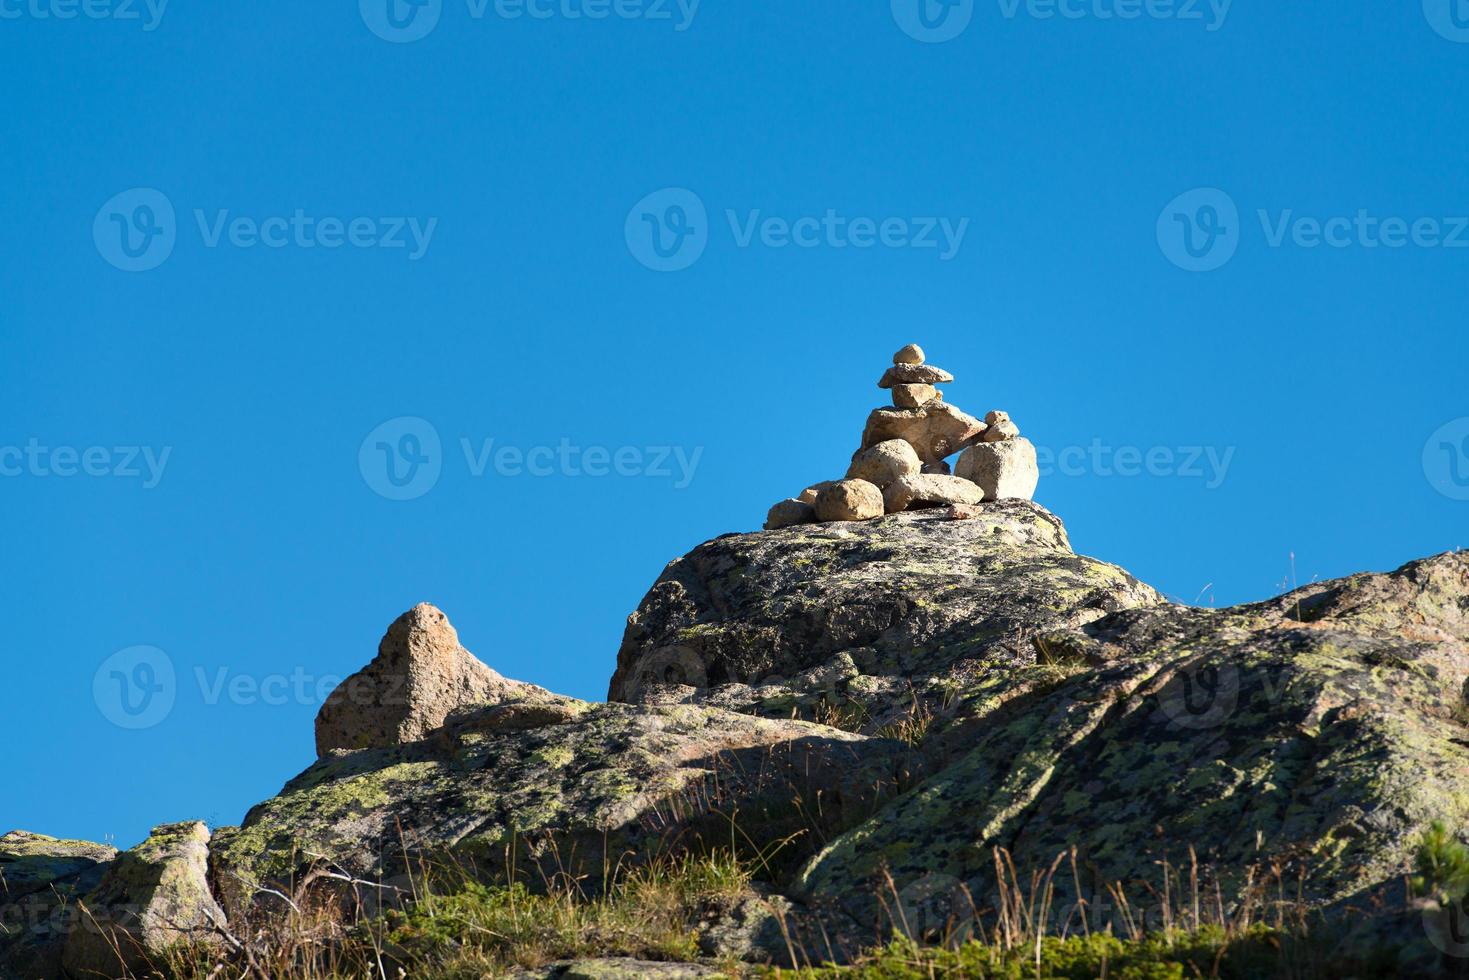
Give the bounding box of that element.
[213,696,920,918]
[0,832,116,979]
[61,822,225,979]
[608,501,1469,933]
[609,501,1161,727]
[315,602,548,757]
[7,459,1468,975]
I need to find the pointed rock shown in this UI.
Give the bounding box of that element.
[315,603,546,757]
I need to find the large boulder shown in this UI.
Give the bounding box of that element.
[62,822,225,979]
[0,832,116,979]
[608,501,1162,722]
[955,436,1040,500]
[315,603,548,757]
[845,439,921,489]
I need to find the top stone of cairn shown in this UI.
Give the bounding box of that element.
[894,343,925,365]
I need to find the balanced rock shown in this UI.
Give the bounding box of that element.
[883,474,985,513]
[62,823,225,979]
[765,498,816,531]
[893,343,925,365]
[983,410,1020,443]
[956,437,1040,501]
[814,479,884,522]
[858,401,987,466]
[878,363,953,388]
[315,603,546,757]
[846,439,921,488]
[891,383,937,409]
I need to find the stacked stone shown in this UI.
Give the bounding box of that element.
[764,344,1040,530]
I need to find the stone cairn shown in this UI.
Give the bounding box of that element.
[765,344,1040,529]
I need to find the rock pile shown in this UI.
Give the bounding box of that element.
[765,344,1039,529]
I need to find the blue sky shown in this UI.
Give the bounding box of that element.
[2,1,1466,849]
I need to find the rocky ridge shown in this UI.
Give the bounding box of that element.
[5,350,1469,978]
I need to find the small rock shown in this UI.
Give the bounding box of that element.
[922,460,952,475]
[815,479,885,522]
[983,410,1020,442]
[956,437,1040,501]
[947,503,983,520]
[797,481,838,504]
[893,343,925,365]
[883,474,985,513]
[846,439,921,488]
[892,383,937,408]
[878,363,954,388]
[765,498,817,530]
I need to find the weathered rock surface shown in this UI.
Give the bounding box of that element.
[845,439,921,489]
[796,550,1469,927]
[882,473,984,513]
[857,401,987,466]
[212,698,919,917]
[62,822,225,979]
[955,436,1040,500]
[11,474,1468,974]
[0,832,116,979]
[610,502,1161,721]
[813,479,884,522]
[316,602,548,758]
[609,502,1469,947]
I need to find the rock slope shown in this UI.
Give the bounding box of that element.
[4,501,1467,976]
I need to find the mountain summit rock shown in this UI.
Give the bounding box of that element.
[314,602,547,757]
[4,352,1468,975]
